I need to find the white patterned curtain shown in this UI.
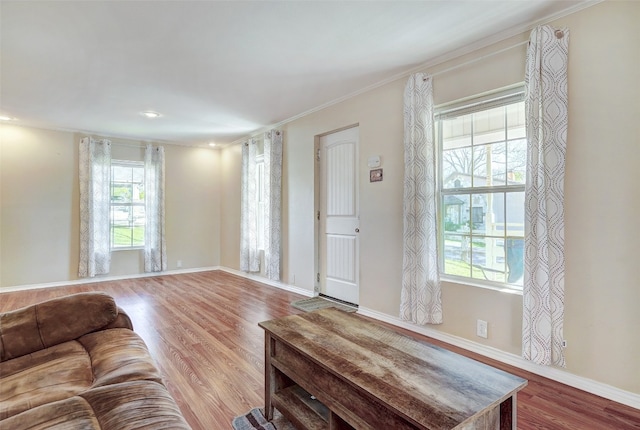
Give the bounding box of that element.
[144,144,167,272]
[78,137,112,278]
[400,73,442,325]
[240,138,260,273]
[263,130,283,281]
[523,25,569,367]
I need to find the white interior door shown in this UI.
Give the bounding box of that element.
[318,127,359,305]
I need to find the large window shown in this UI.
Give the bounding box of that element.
[437,88,526,288]
[110,161,145,249]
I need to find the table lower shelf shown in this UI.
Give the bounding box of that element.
[272,384,354,430]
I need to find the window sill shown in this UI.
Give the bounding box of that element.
[440,275,523,295]
[111,247,144,252]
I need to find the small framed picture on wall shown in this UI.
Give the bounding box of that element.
[370,168,383,182]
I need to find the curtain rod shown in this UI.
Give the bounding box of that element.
[88,138,156,150]
[111,142,149,149]
[242,130,281,146]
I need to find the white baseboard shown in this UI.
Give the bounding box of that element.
[0,265,315,297]
[0,266,221,293]
[357,306,640,410]
[217,267,314,298]
[4,269,637,409]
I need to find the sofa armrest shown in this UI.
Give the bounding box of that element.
[0,292,119,362]
[103,306,133,330]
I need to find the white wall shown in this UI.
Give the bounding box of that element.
[0,126,78,286]
[220,143,242,269]
[557,1,640,393]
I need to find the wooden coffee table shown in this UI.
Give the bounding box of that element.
[259,308,527,430]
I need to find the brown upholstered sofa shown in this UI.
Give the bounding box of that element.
[0,292,191,429]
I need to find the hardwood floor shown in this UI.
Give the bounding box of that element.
[1,270,638,429]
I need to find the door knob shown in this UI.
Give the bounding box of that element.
[355,228,360,233]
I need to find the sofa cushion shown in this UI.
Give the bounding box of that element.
[80,381,192,430]
[78,328,163,388]
[1,381,191,430]
[0,396,101,430]
[0,329,164,421]
[0,341,93,420]
[0,292,118,361]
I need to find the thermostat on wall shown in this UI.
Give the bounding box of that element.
[368,155,381,168]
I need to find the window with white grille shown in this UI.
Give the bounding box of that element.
[437,87,526,289]
[110,161,145,249]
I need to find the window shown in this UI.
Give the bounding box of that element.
[437,87,526,288]
[110,161,145,249]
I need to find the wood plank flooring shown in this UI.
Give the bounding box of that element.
[1,271,638,429]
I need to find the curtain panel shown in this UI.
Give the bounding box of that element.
[263,130,283,281]
[400,73,442,325]
[523,25,569,367]
[144,144,167,272]
[240,138,260,273]
[78,137,112,278]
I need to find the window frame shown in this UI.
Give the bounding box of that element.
[435,85,526,292]
[110,159,145,250]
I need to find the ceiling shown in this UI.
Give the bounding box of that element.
[1,1,592,147]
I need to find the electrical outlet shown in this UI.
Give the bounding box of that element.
[477,319,488,339]
[177,260,182,268]
[562,339,568,348]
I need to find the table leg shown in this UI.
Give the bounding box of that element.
[499,395,516,430]
[264,332,275,420]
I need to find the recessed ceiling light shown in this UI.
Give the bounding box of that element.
[0,115,15,121]
[208,142,216,147]
[141,111,161,118]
